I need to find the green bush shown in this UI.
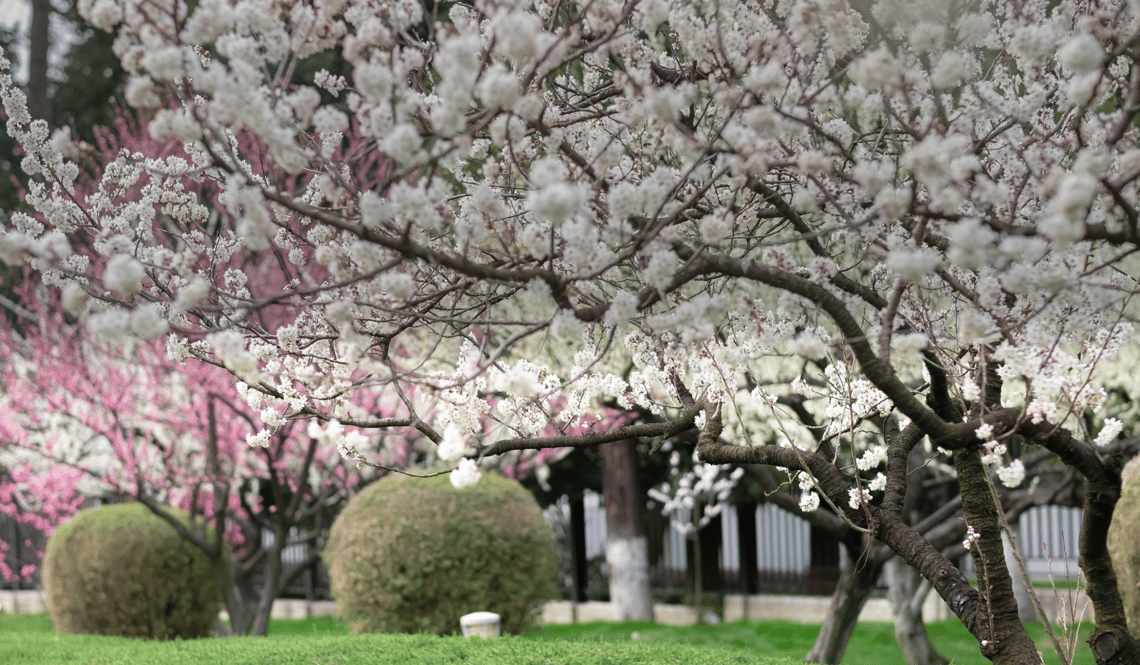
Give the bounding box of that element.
[1108,456,1140,639]
[323,471,559,635]
[42,502,223,640]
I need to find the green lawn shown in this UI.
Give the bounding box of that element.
[525,619,1096,664]
[0,611,1098,664]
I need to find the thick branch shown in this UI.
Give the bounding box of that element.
[476,401,704,457]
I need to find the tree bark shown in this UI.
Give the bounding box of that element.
[887,556,949,665]
[249,526,285,637]
[1021,421,1140,664]
[953,447,1043,664]
[216,554,258,637]
[805,545,884,664]
[27,0,52,121]
[601,439,654,621]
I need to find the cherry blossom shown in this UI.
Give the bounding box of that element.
[2,0,1140,661]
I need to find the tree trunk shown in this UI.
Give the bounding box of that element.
[218,564,258,637]
[953,447,1044,664]
[1079,473,1140,665]
[601,440,654,621]
[250,529,285,636]
[28,0,52,121]
[1023,420,1140,664]
[805,545,883,664]
[887,556,949,665]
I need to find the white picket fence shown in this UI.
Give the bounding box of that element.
[547,491,1082,582]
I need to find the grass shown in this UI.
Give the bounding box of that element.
[0,611,1100,664]
[526,619,1096,664]
[1032,578,1084,590]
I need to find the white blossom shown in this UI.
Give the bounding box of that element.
[528,182,587,226]
[885,247,941,282]
[61,282,88,315]
[128,304,169,340]
[450,458,482,489]
[174,276,210,312]
[1057,34,1105,75]
[380,272,415,302]
[856,446,887,471]
[104,254,145,294]
[2,5,1138,648]
[963,525,979,550]
[1095,418,1123,447]
[207,330,261,383]
[849,487,872,510]
[605,290,640,327]
[88,308,131,345]
[437,424,471,463]
[246,430,271,448]
[996,459,1026,488]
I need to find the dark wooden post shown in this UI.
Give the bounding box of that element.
[685,509,724,613]
[808,523,842,595]
[737,500,760,594]
[12,519,20,595]
[701,513,723,592]
[569,495,588,606]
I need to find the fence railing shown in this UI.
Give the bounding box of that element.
[2,493,1085,597]
[546,492,1083,589]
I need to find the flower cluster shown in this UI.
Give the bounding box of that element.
[0,9,1137,650]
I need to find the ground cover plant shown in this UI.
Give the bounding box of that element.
[0,612,1097,664]
[0,612,789,665]
[4,0,1140,663]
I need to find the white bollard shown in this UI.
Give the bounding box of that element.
[460,611,501,638]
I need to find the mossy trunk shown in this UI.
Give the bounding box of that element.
[953,448,1042,664]
[1079,471,1140,665]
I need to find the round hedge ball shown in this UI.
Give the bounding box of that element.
[42,502,223,639]
[1109,455,1140,639]
[324,471,559,635]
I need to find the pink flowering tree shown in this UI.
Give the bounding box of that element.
[0,303,400,636]
[0,454,85,586]
[4,1,1140,663]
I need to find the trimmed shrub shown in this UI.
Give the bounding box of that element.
[1109,456,1140,639]
[324,471,559,635]
[42,502,222,639]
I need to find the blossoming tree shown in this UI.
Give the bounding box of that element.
[2,0,1140,662]
[0,307,397,636]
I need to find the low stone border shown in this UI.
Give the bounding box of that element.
[0,589,45,614]
[2,589,1092,625]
